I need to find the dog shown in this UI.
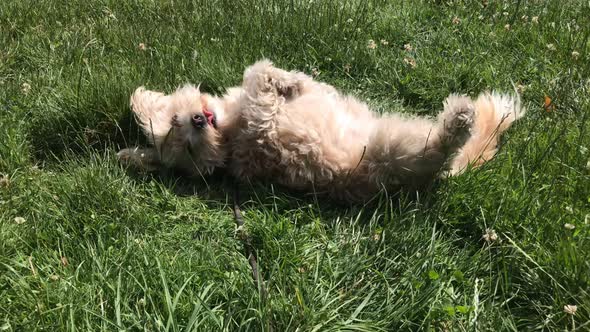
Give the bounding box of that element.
[118,60,525,201]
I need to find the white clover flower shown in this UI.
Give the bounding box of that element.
[563,304,577,315]
[572,51,580,60]
[403,57,416,68]
[21,82,31,94]
[483,229,498,242]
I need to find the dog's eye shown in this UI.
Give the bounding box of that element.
[192,114,205,128]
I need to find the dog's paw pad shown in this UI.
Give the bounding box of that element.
[454,106,475,128]
[439,99,476,150]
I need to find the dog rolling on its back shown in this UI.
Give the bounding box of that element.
[118,60,525,201]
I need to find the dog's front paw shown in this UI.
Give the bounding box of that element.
[117,147,161,172]
[269,77,300,99]
[243,59,303,99]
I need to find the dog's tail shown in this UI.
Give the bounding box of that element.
[448,91,526,175]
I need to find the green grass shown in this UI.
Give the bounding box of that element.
[1,0,589,330]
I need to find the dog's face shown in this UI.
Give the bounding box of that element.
[119,85,226,175]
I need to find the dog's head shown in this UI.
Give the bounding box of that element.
[118,85,227,175]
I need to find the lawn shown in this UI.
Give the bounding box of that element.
[1,0,589,330]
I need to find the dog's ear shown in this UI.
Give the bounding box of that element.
[117,147,161,172]
[130,87,173,139]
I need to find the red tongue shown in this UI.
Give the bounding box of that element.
[203,108,214,126]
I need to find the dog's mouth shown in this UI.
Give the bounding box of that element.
[196,94,218,130]
[203,108,217,129]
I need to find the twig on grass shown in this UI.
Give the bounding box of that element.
[232,183,268,300]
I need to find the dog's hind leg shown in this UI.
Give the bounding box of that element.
[436,94,476,154]
[364,95,475,187]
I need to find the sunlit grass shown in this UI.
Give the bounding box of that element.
[1,0,589,330]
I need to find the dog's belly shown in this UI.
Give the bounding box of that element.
[231,93,377,195]
[280,94,373,164]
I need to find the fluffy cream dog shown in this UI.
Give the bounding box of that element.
[118,60,525,201]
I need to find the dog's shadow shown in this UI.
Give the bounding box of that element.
[122,165,393,219]
[123,164,481,239]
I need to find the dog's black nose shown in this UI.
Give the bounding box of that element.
[192,114,206,129]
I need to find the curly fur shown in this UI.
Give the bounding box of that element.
[118,60,525,201]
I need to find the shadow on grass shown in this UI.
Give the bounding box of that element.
[119,163,478,236]
[27,81,233,166]
[27,95,140,163]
